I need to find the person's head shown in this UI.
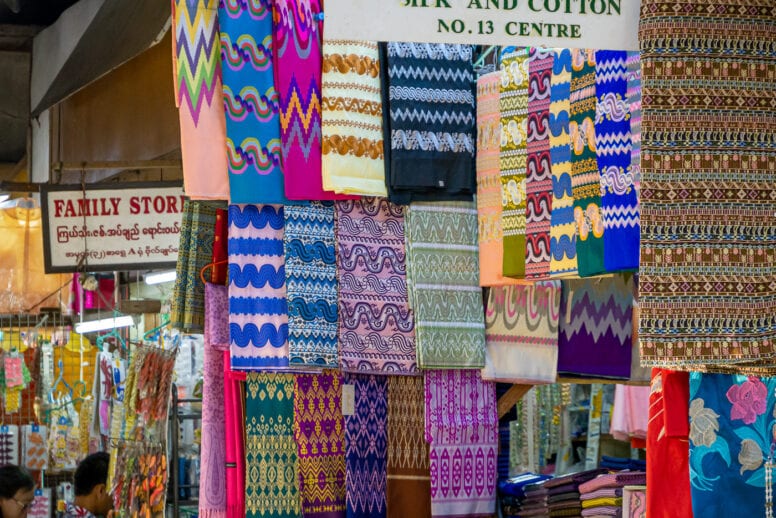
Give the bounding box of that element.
[0,465,35,518]
[73,452,112,516]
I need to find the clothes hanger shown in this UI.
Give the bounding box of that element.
[48,359,73,404]
[143,314,171,342]
[199,259,229,286]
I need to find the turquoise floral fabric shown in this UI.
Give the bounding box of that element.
[689,373,776,517]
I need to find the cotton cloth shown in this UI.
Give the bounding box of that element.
[200,339,226,518]
[205,282,230,351]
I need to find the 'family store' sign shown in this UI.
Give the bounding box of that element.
[325,0,639,51]
[40,183,185,273]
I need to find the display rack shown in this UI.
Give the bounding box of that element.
[168,383,201,518]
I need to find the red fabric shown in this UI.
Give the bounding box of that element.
[210,208,228,285]
[646,368,692,518]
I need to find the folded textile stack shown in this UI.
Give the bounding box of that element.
[514,480,550,518]
[599,456,646,472]
[543,469,608,518]
[578,472,646,518]
[499,473,552,517]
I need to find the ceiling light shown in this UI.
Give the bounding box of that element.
[75,315,134,334]
[144,270,177,285]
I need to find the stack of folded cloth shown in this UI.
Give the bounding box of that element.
[514,480,551,518]
[543,469,608,518]
[599,456,647,472]
[499,473,552,517]
[578,471,647,518]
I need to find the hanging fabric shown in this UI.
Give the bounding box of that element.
[321,40,387,196]
[205,282,230,351]
[172,0,229,199]
[228,204,289,370]
[336,199,417,374]
[223,360,246,518]
[220,0,287,204]
[200,339,227,518]
[524,47,554,280]
[285,202,339,368]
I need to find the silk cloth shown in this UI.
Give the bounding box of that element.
[335,198,417,374]
[499,47,529,279]
[245,373,300,518]
[406,202,486,369]
[425,370,498,517]
[173,0,229,200]
[524,47,554,280]
[228,204,289,370]
[171,200,225,332]
[223,361,245,518]
[482,281,561,384]
[220,0,287,204]
[200,338,227,518]
[344,373,388,518]
[382,42,476,204]
[285,202,339,367]
[386,376,431,518]
[609,385,648,443]
[321,40,386,196]
[293,371,346,518]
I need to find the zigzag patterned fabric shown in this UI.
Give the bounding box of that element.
[245,373,300,518]
[406,202,486,369]
[344,373,387,518]
[425,370,498,517]
[336,198,417,374]
[499,47,529,279]
[638,0,775,372]
[525,47,555,280]
[595,50,638,272]
[284,202,338,368]
[548,49,577,278]
[557,274,634,379]
[476,71,526,287]
[569,49,605,277]
[228,204,289,370]
[293,371,346,518]
[382,42,476,204]
[386,376,431,518]
[625,51,641,211]
[273,0,350,200]
[173,0,229,200]
[219,0,287,204]
[321,40,386,196]
[482,281,562,384]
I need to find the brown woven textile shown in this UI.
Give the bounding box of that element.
[386,375,431,518]
[638,0,776,373]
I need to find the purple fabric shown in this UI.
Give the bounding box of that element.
[200,339,226,518]
[580,489,622,501]
[205,282,230,351]
[544,469,609,488]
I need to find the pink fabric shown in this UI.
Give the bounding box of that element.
[223,356,246,518]
[205,282,230,351]
[200,340,226,518]
[580,488,622,501]
[579,474,619,494]
[424,370,498,517]
[610,385,649,442]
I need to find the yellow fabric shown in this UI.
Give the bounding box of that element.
[581,496,623,509]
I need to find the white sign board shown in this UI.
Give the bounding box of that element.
[324,0,640,51]
[40,183,185,273]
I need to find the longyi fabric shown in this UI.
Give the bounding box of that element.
[200,340,226,518]
[321,40,386,196]
[336,198,417,374]
[223,362,245,518]
[229,205,289,370]
[205,282,230,351]
[220,0,287,204]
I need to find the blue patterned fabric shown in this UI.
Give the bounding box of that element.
[595,50,637,272]
[344,373,388,518]
[689,373,776,518]
[284,202,339,367]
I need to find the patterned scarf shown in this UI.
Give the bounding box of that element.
[386,376,431,518]
[425,370,498,517]
[172,0,229,200]
[638,1,775,372]
[595,50,637,272]
[223,360,245,518]
[285,202,339,368]
[200,339,227,518]
[382,42,476,205]
[245,373,300,518]
[205,282,230,351]
[557,274,634,379]
[548,49,577,278]
[569,49,604,277]
[525,47,554,280]
[483,281,561,384]
[406,201,485,369]
[344,373,388,518]
[293,371,346,518]
[220,0,287,204]
[336,198,416,374]
[499,47,529,279]
[228,204,289,370]
[321,40,386,196]
[171,200,225,332]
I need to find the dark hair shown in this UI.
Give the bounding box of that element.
[0,465,35,518]
[74,452,110,496]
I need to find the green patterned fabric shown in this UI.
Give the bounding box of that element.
[406,201,486,368]
[499,47,529,279]
[244,373,301,518]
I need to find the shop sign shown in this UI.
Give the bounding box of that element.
[40,183,185,273]
[324,0,640,51]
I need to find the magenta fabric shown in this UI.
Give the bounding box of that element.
[223,358,246,518]
[424,370,498,517]
[205,282,230,351]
